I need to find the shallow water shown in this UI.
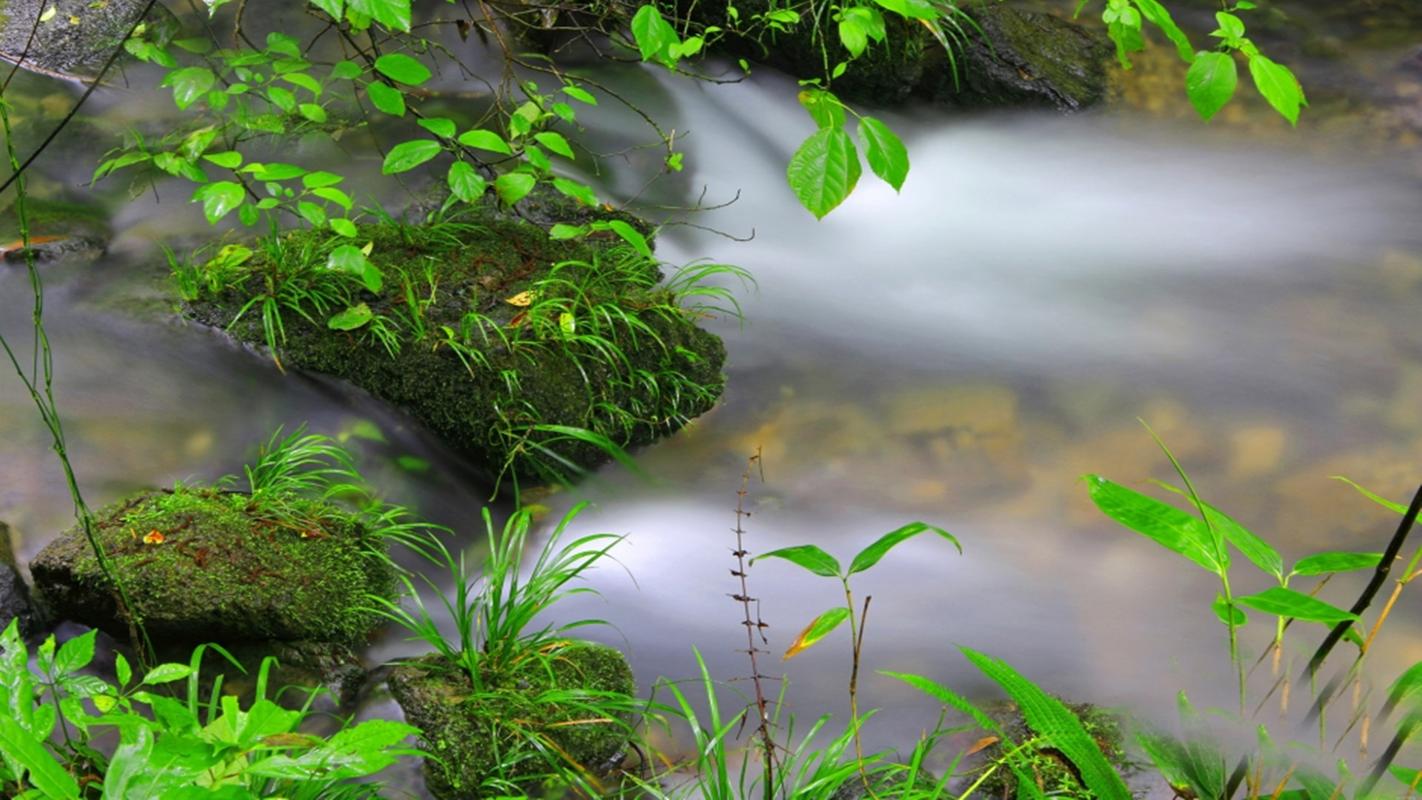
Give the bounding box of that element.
[4,1,1422,790]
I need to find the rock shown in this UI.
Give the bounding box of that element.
[0,521,36,637]
[0,0,180,83]
[30,487,394,644]
[0,195,110,266]
[183,210,726,485]
[670,0,1110,110]
[388,640,635,799]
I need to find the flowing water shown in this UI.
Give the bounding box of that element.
[4,1,1422,789]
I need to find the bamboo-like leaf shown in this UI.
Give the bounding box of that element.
[961,647,1132,800]
[753,544,842,578]
[1085,475,1221,573]
[1235,587,1357,624]
[1332,476,1407,514]
[848,521,959,575]
[1291,551,1384,577]
[1155,482,1280,578]
[882,670,1002,733]
[784,607,850,659]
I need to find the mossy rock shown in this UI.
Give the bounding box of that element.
[184,212,726,485]
[388,641,636,799]
[973,700,1131,800]
[0,0,180,82]
[29,487,394,645]
[666,0,1109,110]
[0,195,110,266]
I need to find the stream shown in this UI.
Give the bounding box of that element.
[3,0,1422,791]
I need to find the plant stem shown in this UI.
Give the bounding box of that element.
[844,578,875,796]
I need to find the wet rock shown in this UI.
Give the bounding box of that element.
[388,641,635,799]
[0,521,37,637]
[0,195,110,266]
[0,0,180,83]
[30,487,394,644]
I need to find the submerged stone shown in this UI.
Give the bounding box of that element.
[0,0,180,82]
[29,487,394,644]
[388,641,635,799]
[184,211,726,485]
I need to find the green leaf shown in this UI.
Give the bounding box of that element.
[115,653,132,687]
[365,81,405,116]
[563,85,598,104]
[141,663,193,685]
[1153,482,1280,578]
[1132,0,1193,61]
[193,181,246,224]
[447,161,487,203]
[1084,475,1221,573]
[753,544,842,578]
[299,103,328,123]
[631,4,679,65]
[1235,587,1357,624]
[418,117,457,139]
[348,0,411,31]
[552,176,598,206]
[784,607,850,659]
[1212,595,1247,626]
[533,131,575,159]
[164,67,216,109]
[329,303,374,330]
[1185,51,1237,121]
[326,244,381,292]
[301,171,343,189]
[1383,662,1422,715]
[848,521,958,575]
[787,127,861,220]
[382,139,442,174]
[54,630,96,675]
[0,714,80,798]
[1248,54,1306,125]
[374,52,430,85]
[1332,476,1407,514]
[869,0,937,21]
[330,218,358,237]
[962,647,1133,800]
[798,89,845,129]
[457,129,512,154]
[883,670,1003,733]
[858,116,908,192]
[549,223,585,240]
[606,219,651,258]
[1292,551,1384,577]
[494,172,537,206]
[330,59,362,79]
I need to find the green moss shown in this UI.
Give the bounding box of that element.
[30,487,394,644]
[185,210,726,484]
[388,641,636,799]
[977,701,1130,800]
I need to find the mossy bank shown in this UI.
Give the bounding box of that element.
[30,487,394,644]
[388,640,636,799]
[181,210,727,486]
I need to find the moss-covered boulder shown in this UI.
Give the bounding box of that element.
[0,0,180,82]
[388,641,635,799]
[183,212,726,484]
[29,487,394,644]
[669,0,1110,111]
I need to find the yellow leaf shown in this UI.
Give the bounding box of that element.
[143,530,166,545]
[965,735,1000,756]
[39,6,56,22]
[504,290,534,307]
[92,694,116,712]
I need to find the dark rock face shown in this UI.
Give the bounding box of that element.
[388,642,635,799]
[952,5,1113,111]
[0,521,36,637]
[0,0,180,82]
[30,488,394,645]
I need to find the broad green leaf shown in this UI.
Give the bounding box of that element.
[798,89,845,129]
[494,172,536,206]
[1185,51,1237,121]
[552,176,598,206]
[418,117,457,139]
[631,4,679,65]
[883,670,1003,732]
[1212,595,1247,626]
[606,219,651,258]
[348,0,411,31]
[330,218,357,237]
[1084,475,1221,573]
[193,181,246,224]
[1332,476,1407,514]
[365,81,405,116]
[298,103,327,123]
[141,663,192,685]
[787,127,861,220]
[564,85,598,104]
[382,139,442,174]
[1133,0,1193,61]
[1235,587,1357,624]
[848,521,959,575]
[164,67,216,109]
[549,223,585,240]
[1384,661,1422,715]
[962,647,1133,800]
[298,200,326,227]
[838,12,870,57]
[446,161,487,203]
[202,150,243,169]
[1248,54,1305,125]
[1291,551,1384,577]
[784,607,850,659]
[457,129,512,154]
[858,116,908,192]
[0,714,80,798]
[301,171,343,189]
[330,59,362,79]
[870,0,937,21]
[754,544,842,578]
[374,52,430,85]
[1154,482,1280,578]
[533,131,575,159]
[54,630,96,675]
[329,304,374,330]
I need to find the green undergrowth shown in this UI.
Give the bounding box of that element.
[29,486,394,644]
[387,640,636,799]
[976,700,1130,800]
[178,210,736,488]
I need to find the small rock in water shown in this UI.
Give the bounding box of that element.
[0,0,180,83]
